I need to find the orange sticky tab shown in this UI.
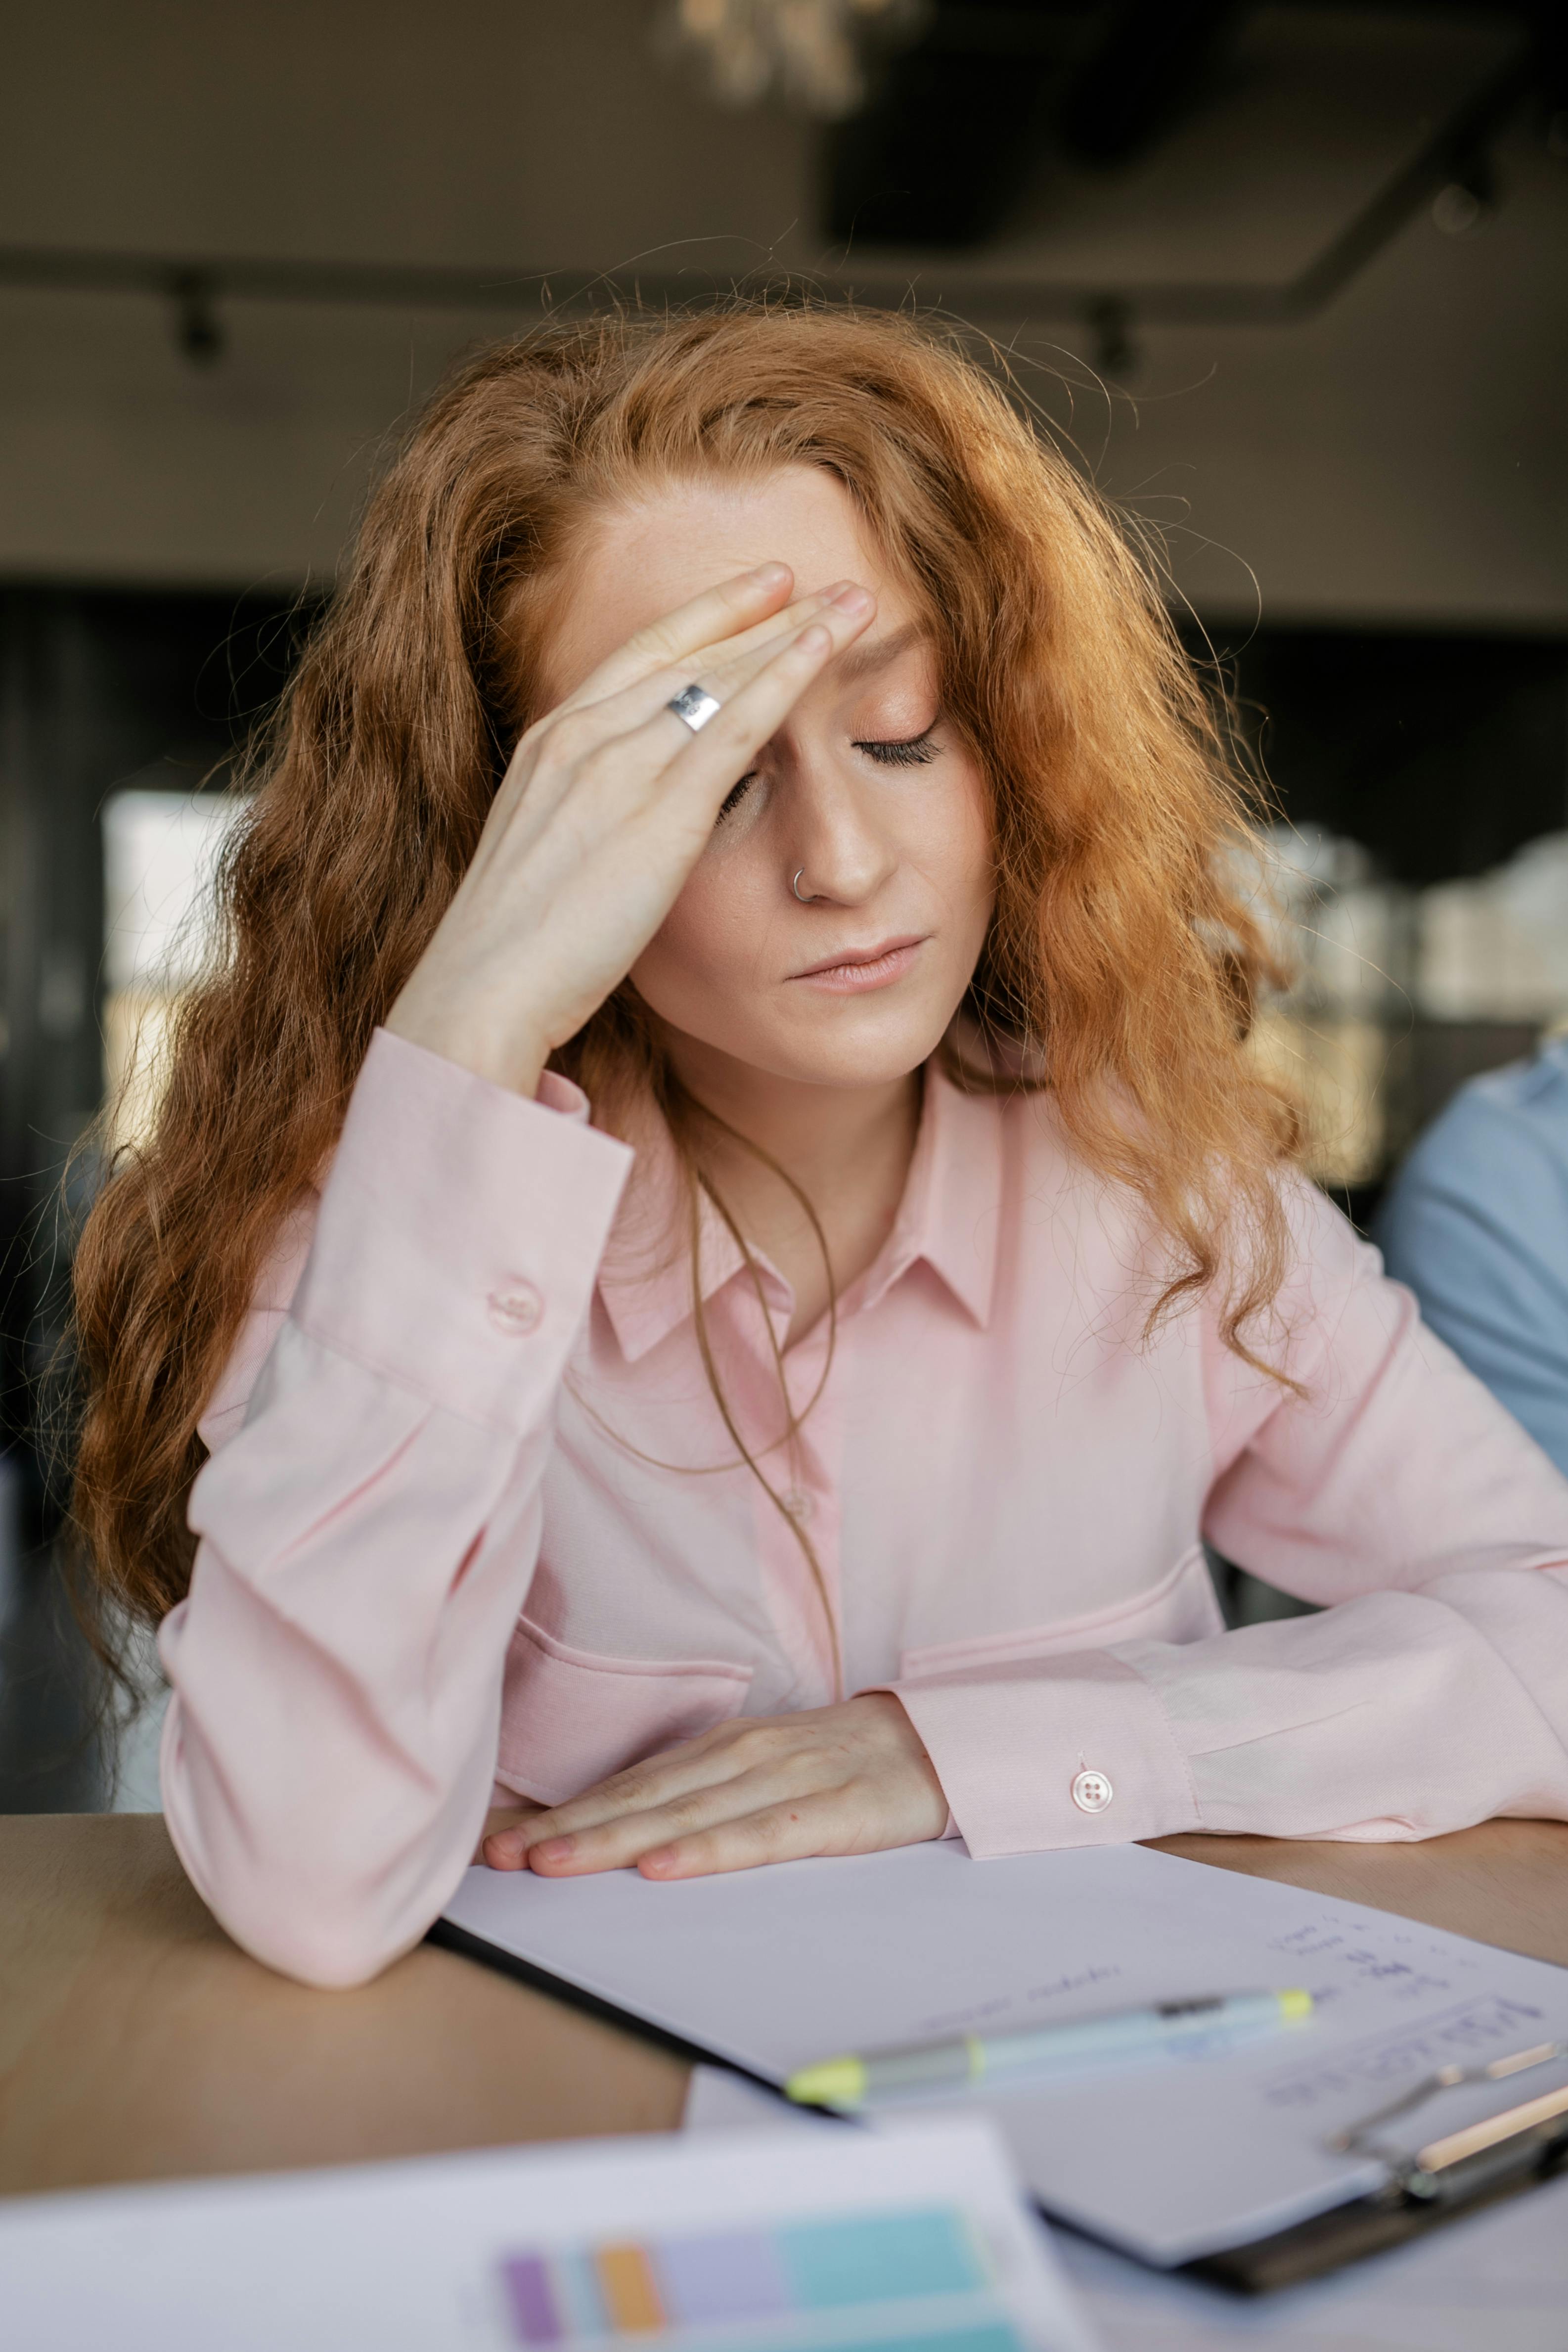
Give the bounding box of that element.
[596,2243,665,2333]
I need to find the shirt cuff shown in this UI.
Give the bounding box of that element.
[886,1650,1202,1856]
[290,1028,633,1433]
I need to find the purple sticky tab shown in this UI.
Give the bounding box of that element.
[501,2255,562,2344]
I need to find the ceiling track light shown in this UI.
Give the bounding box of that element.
[1087,296,1138,383]
[170,269,224,365]
[1431,150,1498,236]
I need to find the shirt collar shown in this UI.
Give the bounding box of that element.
[861,1055,1002,1329]
[595,1053,1005,1365]
[595,1114,765,1365]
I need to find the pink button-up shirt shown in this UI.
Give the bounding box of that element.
[160,1030,1568,1986]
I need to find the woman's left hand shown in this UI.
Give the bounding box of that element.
[480,1693,948,1879]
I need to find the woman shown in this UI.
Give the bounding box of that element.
[73,305,1568,1989]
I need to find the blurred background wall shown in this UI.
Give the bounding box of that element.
[2,1,1566,1805]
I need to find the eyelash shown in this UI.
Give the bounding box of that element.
[716,727,939,823]
[860,728,939,769]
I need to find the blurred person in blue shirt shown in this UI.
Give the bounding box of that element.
[1378,1033,1568,1477]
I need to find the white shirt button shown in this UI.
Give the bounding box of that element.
[487,1280,543,1336]
[1071,1768,1114,1814]
[782,1488,814,1523]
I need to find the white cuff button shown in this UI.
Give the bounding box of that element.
[1071,1768,1114,1814]
[488,1280,543,1336]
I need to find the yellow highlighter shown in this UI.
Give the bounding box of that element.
[787,1988,1314,2110]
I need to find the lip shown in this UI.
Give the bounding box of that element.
[786,935,928,994]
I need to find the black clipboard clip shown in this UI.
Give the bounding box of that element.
[1189,2039,1568,2295]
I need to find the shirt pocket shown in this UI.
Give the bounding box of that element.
[494,1614,755,1807]
[896,1542,1221,1680]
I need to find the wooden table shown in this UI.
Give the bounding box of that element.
[3,1814,1566,2200]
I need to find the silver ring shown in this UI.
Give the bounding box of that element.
[793,869,812,902]
[667,682,721,733]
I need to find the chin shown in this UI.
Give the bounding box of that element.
[745,999,955,1090]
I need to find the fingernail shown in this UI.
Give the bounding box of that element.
[798,623,831,653]
[531,1836,575,1862]
[832,584,873,613]
[750,561,791,588]
[641,1847,681,1875]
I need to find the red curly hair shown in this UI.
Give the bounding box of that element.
[70,300,1295,1629]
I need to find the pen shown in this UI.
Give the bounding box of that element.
[785,1988,1314,2109]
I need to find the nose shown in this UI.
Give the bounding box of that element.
[783,756,899,910]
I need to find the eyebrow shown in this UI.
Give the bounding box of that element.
[832,619,932,687]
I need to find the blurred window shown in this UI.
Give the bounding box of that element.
[101,789,243,1150]
[1243,823,1568,1193]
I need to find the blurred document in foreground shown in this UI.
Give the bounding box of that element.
[0,2117,1098,2352]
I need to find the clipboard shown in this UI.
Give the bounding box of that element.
[430,1841,1568,2284]
[433,1913,1568,2297]
[1188,2052,1568,2293]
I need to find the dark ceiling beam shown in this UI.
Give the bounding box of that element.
[0,40,1542,367]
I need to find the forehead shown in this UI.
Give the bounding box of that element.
[541,464,923,695]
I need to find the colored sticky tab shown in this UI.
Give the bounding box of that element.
[554,2252,606,2339]
[871,2327,1022,2352]
[500,2257,561,2346]
[655,2229,790,2325]
[500,2205,999,2345]
[780,2209,983,2307]
[595,2243,665,2333]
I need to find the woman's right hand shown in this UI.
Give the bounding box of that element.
[385,564,876,1096]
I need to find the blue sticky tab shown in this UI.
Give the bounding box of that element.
[779,2209,983,2307]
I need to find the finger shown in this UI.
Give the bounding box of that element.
[478,1802,549,1868]
[637,1793,867,1881]
[487,588,869,854]
[500,1731,779,1857]
[555,583,855,726]
[527,585,859,795]
[644,589,875,817]
[486,594,873,896]
[556,561,797,713]
[524,1757,834,1875]
[532,591,872,853]
[481,1738,756,1866]
[537,596,845,778]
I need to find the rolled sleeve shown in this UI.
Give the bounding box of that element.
[289,1029,632,1433]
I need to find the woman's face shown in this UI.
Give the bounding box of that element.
[539,466,995,1094]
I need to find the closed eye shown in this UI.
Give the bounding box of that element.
[854,726,938,768]
[716,724,938,825]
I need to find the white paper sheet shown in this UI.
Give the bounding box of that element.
[682,2068,1568,2352]
[442,1841,1568,2266]
[0,2119,1098,2352]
